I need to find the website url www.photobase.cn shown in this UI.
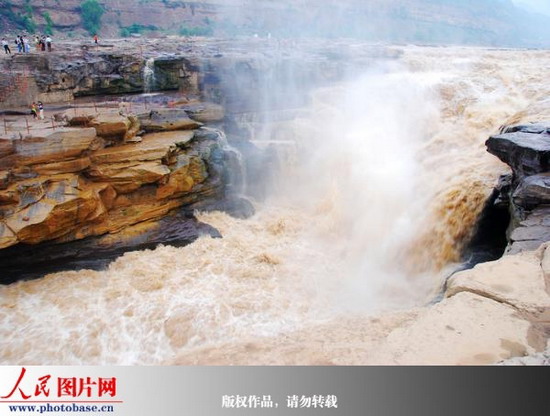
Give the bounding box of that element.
[5,403,115,415]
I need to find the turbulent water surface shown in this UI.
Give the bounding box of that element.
[1,46,550,365]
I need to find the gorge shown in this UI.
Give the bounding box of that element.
[0,37,549,365]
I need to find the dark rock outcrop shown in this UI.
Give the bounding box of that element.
[512,173,550,209]
[486,131,550,177]
[0,211,221,285]
[486,121,550,254]
[138,109,202,132]
[507,206,550,254]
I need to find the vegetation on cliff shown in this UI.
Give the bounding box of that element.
[0,1,36,34]
[80,0,104,35]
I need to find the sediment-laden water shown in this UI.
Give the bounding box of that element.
[1,46,549,365]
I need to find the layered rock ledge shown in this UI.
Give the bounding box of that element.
[486,121,550,254]
[0,38,399,110]
[0,106,245,283]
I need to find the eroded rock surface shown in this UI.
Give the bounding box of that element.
[486,121,550,254]
[486,130,550,177]
[138,109,202,132]
[0,108,241,279]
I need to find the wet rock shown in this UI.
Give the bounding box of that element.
[486,127,550,178]
[502,123,550,135]
[138,109,202,132]
[183,103,225,123]
[0,211,221,284]
[512,173,550,208]
[493,174,512,208]
[192,127,224,141]
[507,206,550,254]
[224,197,255,219]
[485,121,550,254]
[190,196,255,219]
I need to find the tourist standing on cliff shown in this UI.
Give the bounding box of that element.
[2,38,11,55]
[16,36,22,53]
[46,36,52,52]
[38,101,44,120]
[94,34,99,44]
[30,102,38,119]
[23,37,30,53]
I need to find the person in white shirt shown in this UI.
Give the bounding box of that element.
[46,36,52,52]
[38,101,44,120]
[2,38,10,54]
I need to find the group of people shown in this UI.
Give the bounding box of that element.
[30,102,45,120]
[34,35,53,52]
[1,35,53,55]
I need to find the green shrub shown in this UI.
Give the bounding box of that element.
[19,13,36,34]
[80,0,104,35]
[43,11,54,35]
[0,3,36,33]
[178,25,213,37]
[119,23,158,37]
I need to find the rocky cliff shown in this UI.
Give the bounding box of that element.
[0,38,396,282]
[1,0,549,47]
[0,38,395,109]
[0,102,251,283]
[486,121,550,254]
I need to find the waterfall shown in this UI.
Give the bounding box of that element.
[1,46,545,365]
[214,128,248,197]
[143,58,156,94]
